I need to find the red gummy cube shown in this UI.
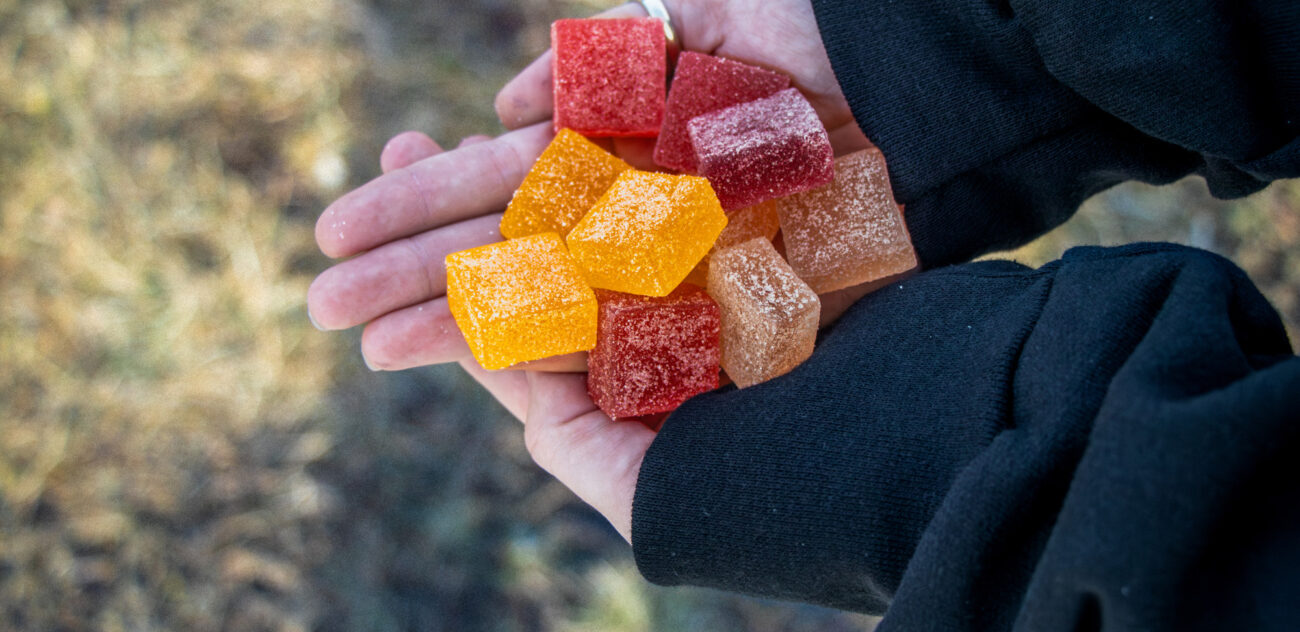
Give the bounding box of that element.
[688,87,834,210]
[652,52,790,173]
[552,18,666,137]
[587,286,721,419]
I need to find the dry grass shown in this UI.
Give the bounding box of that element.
[0,0,1292,630]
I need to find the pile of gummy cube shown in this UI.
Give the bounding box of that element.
[445,17,917,423]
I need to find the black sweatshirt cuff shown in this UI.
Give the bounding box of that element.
[808,0,1299,268]
[632,259,1051,613]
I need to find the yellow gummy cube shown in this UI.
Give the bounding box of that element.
[566,170,727,297]
[445,233,597,370]
[500,128,633,239]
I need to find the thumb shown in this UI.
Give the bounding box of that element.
[523,371,656,542]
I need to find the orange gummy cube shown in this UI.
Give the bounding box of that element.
[567,170,727,297]
[445,233,597,370]
[683,199,781,287]
[500,129,633,239]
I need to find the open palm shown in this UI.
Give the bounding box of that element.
[308,0,869,541]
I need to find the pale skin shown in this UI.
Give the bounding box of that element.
[308,0,912,542]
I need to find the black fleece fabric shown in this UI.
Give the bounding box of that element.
[629,1,1300,630]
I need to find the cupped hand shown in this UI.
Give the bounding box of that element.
[308,0,884,542]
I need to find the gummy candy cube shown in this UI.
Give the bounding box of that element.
[587,286,721,419]
[689,87,834,210]
[445,233,597,370]
[653,52,790,173]
[552,18,665,137]
[708,238,820,388]
[776,148,917,293]
[500,129,633,239]
[683,199,781,287]
[567,170,727,297]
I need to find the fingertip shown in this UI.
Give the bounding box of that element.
[314,204,349,259]
[306,271,343,330]
[381,131,443,173]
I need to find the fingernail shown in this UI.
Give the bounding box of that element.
[363,354,380,372]
[307,309,325,331]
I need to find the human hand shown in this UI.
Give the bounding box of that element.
[307,0,901,542]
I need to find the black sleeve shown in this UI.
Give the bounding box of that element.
[631,245,1300,629]
[809,0,1299,268]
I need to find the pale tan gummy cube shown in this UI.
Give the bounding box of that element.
[775,148,917,294]
[707,238,820,388]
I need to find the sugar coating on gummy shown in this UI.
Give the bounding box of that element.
[653,51,790,173]
[689,87,834,210]
[445,233,597,370]
[552,18,665,137]
[683,199,781,287]
[708,238,820,388]
[776,148,917,293]
[500,129,632,239]
[587,286,721,419]
[567,170,727,297]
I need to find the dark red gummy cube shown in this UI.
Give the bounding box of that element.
[653,52,790,174]
[587,286,721,419]
[688,87,834,210]
[552,18,665,137]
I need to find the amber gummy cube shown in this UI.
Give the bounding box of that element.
[683,199,781,287]
[587,286,721,419]
[567,170,727,297]
[653,51,790,173]
[500,129,633,239]
[445,233,597,370]
[552,18,665,137]
[708,238,820,388]
[776,148,917,294]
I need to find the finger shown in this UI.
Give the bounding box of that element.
[505,352,589,373]
[360,297,471,370]
[459,358,531,422]
[523,371,655,542]
[494,2,651,131]
[381,131,442,174]
[307,213,503,330]
[457,134,493,148]
[317,122,552,258]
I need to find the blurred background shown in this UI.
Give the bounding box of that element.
[0,0,1295,630]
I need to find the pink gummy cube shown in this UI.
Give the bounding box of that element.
[688,87,834,210]
[552,18,665,137]
[653,52,790,173]
[776,148,918,293]
[587,286,721,419]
